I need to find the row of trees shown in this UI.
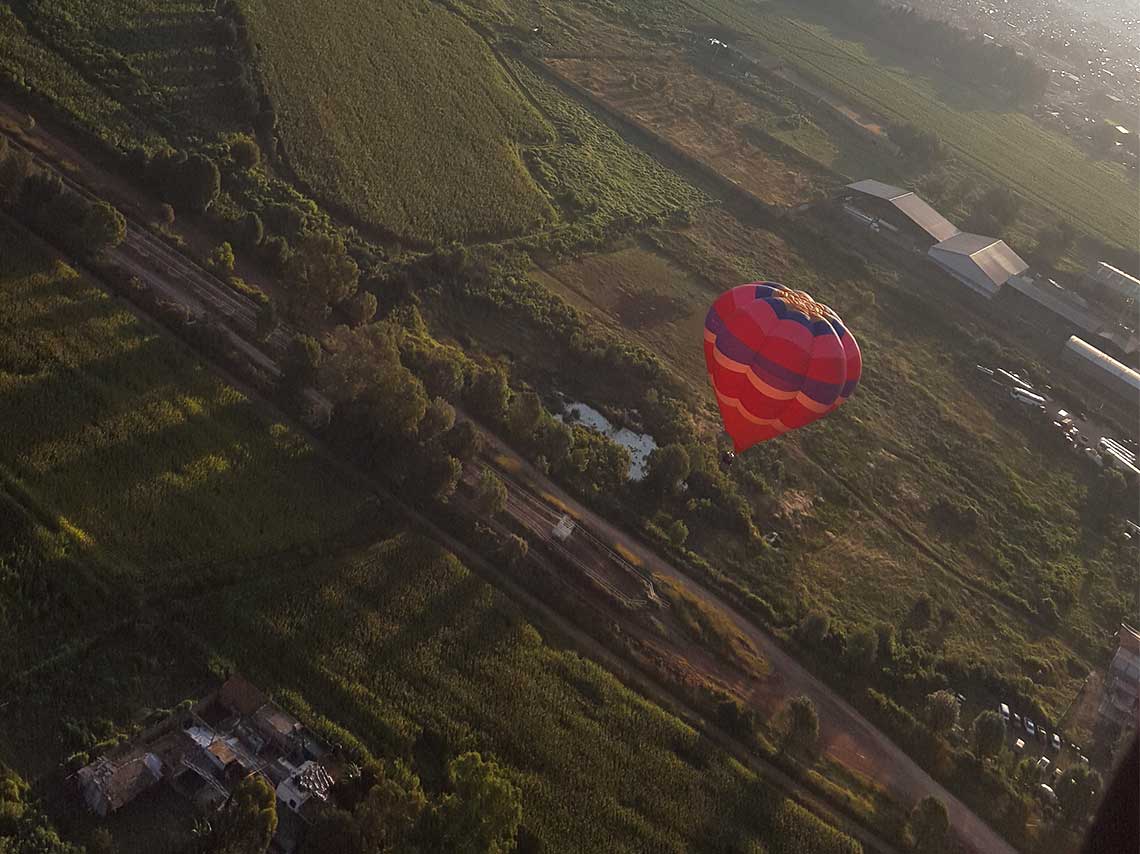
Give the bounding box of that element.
[0,137,125,257]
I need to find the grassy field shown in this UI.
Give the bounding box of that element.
[242,0,555,244]
[678,0,1138,248]
[0,220,862,854]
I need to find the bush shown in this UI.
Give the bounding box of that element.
[798,610,830,646]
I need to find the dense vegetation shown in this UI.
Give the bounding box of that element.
[242,0,555,244]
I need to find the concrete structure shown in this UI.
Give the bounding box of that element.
[928,233,1029,298]
[843,180,960,247]
[77,676,340,845]
[1061,336,1140,407]
[1099,624,1140,728]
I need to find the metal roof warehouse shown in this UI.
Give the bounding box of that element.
[928,232,1029,298]
[844,179,961,243]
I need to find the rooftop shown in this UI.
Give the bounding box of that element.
[846,180,961,242]
[1064,337,1140,391]
[930,233,1029,287]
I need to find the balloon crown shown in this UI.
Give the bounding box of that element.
[777,288,830,321]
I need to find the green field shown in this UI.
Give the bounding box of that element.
[681,0,1138,248]
[243,0,555,244]
[0,219,861,854]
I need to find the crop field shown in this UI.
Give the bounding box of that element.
[677,0,1138,247]
[178,533,858,854]
[0,219,368,583]
[508,59,709,232]
[543,207,1135,725]
[1,0,241,146]
[0,220,861,853]
[243,0,555,244]
[547,55,837,207]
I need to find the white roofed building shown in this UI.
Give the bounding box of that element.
[928,233,1029,298]
[842,180,961,247]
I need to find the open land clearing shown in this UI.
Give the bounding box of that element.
[243,0,555,244]
[0,219,863,854]
[547,55,837,207]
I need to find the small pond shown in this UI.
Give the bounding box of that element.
[560,400,657,481]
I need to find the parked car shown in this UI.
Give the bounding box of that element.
[1013,713,1023,728]
[999,702,1011,722]
[1037,727,1048,744]
[1025,719,1037,736]
[1051,733,1062,751]
[1037,784,1058,804]
[1079,755,1089,766]
[1036,756,1051,773]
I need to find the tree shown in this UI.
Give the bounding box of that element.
[419,348,466,400]
[667,518,688,546]
[845,626,879,673]
[159,203,176,225]
[912,592,934,627]
[419,397,457,442]
[80,201,126,256]
[507,390,543,442]
[285,233,359,321]
[925,690,960,735]
[320,324,427,439]
[781,695,819,755]
[284,334,322,388]
[208,241,236,275]
[302,807,360,854]
[345,290,378,327]
[909,795,949,852]
[972,710,1006,760]
[500,534,528,567]
[444,420,483,462]
[1032,220,1076,266]
[467,368,511,424]
[534,418,574,471]
[1055,764,1102,827]
[177,153,221,213]
[645,444,690,496]
[874,621,896,662]
[798,610,830,646]
[235,211,264,250]
[431,752,522,854]
[209,774,277,854]
[414,445,462,503]
[256,301,279,343]
[0,144,33,207]
[354,762,427,851]
[475,468,508,517]
[230,135,261,170]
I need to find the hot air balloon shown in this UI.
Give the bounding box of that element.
[704,282,861,453]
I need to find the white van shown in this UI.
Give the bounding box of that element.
[999,702,1011,722]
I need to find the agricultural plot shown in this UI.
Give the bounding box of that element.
[0,219,367,583]
[1,0,241,146]
[179,533,860,854]
[681,0,1138,247]
[547,55,837,207]
[243,0,555,244]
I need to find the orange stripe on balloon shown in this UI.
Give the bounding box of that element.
[709,336,832,413]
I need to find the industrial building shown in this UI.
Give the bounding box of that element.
[841,180,960,247]
[1099,624,1140,729]
[927,233,1029,299]
[1061,336,1140,407]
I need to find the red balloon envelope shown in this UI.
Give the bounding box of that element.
[704,282,861,452]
